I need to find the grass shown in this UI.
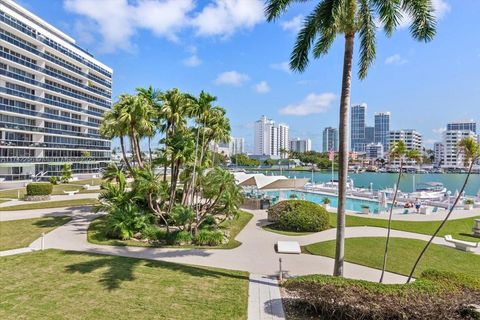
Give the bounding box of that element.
[88,210,254,249]
[329,213,480,242]
[0,216,71,250]
[0,182,102,199]
[303,237,480,278]
[0,198,98,211]
[262,223,314,236]
[0,249,248,320]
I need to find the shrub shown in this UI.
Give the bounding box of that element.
[194,230,224,246]
[289,194,298,199]
[200,215,218,229]
[322,197,331,204]
[465,199,475,205]
[106,204,151,240]
[267,200,292,222]
[26,183,53,196]
[141,225,167,241]
[272,200,329,232]
[167,231,193,245]
[48,176,59,185]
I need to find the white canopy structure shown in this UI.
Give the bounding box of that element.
[233,172,308,190]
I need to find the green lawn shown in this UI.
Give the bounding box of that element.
[0,216,71,250]
[0,198,98,211]
[0,250,248,320]
[304,237,480,278]
[88,210,254,249]
[329,213,480,242]
[262,223,314,236]
[0,183,101,199]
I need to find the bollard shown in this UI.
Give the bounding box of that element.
[279,258,283,281]
[41,232,45,251]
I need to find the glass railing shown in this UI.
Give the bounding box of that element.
[0,121,103,140]
[0,156,111,164]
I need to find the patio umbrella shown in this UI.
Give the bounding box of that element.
[454,189,460,199]
[379,192,387,210]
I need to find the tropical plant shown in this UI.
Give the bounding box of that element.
[60,163,72,183]
[102,162,126,185]
[48,176,59,185]
[170,205,196,231]
[407,137,480,283]
[105,203,151,240]
[380,140,421,283]
[322,197,331,205]
[265,0,436,277]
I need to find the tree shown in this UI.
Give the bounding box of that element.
[60,163,72,183]
[102,162,126,185]
[136,86,162,163]
[379,140,420,283]
[406,137,480,283]
[265,0,436,277]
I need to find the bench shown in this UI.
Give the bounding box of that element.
[63,190,80,196]
[444,235,479,252]
[276,241,301,254]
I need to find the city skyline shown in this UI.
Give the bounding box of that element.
[14,0,480,153]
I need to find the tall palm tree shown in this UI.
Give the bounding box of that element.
[407,137,480,283]
[265,0,436,277]
[136,86,162,163]
[379,140,420,283]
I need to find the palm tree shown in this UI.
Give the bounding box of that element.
[136,86,162,163]
[379,140,420,283]
[265,0,436,277]
[102,162,126,185]
[407,137,480,283]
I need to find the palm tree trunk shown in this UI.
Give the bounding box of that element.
[119,136,133,174]
[380,159,403,283]
[406,160,475,283]
[148,136,153,164]
[133,133,144,169]
[334,32,354,277]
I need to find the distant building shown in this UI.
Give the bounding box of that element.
[289,138,311,153]
[365,126,375,144]
[442,129,476,168]
[374,112,390,152]
[253,115,289,158]
[433,142,444,167]
[388,130,423,152]
[230,137,244,156]
[447,121,476,134]
[365,143,384,160]
[350,104,367,152]
[322,127,338,152]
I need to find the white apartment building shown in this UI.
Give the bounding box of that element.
[253,115,289,158]
[433,142,444,167]
[230,137,244,156]
[0,0,112,183]
[365,143,384,160]
[442,130,477,168]
[289,138,311,153]
[388,130,422,164]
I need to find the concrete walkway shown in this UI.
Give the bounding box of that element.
[0,193,99,208]
[0,247,35,257]
[0,205,93,221]
[248,274,285,320]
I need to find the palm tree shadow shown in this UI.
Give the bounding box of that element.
[32,216,71,228]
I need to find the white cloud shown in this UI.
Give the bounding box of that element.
[64,0,264,52]
[254,81,270,93]
[279,93,336,116]
[270,61,291,74]
[183,55,202,67]
[215,71,249,86]
[281,15,303,33]
[192,0,264,37]
[385,54,408,65]
[433,127,446,135]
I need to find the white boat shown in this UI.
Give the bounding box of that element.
[409,182,447,200]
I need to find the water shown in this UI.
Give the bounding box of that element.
[266,190,384,213]
[253,170,480,196]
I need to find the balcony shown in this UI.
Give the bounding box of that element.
[0,156,112,164]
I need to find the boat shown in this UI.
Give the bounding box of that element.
[409,182,447,200]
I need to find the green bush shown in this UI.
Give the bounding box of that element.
[274,200,329,232]
[26,183,53,196]
[141,225,167,241]
[194,230,224,246]
[106,204,151,240]
[48,176,59,185]
[167,231,193,245]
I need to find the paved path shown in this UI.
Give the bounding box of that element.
[248,274,285,320]
[0,193,99,208]
[0,206,93,221]
[0,247,35,257]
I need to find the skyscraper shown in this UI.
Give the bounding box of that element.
[0,0,112,183]
[447,121,476,134]
[365,126,375,144]
[289,138,311,153]
[350,104,367,152]
[253,115,289,157]
[374,112,390,151]
[322,127,338,152]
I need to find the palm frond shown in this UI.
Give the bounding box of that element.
[265,0,309,21]
[312,0,341,58]
[402,0,436,42]
[358,0,377,79]
[372,0,402,36]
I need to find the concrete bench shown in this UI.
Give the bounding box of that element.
[444,235,479,252]
[63,190,80,196]
[276,241,301,254]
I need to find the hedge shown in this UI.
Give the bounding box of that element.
[268,200,329,232]
[26,183,53,196]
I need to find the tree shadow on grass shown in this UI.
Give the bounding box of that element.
[32,216,71,228]
[64,250,248,291]
[459,233,480,242]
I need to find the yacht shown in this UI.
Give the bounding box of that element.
[409,182,447,200]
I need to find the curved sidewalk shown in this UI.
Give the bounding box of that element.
[28,208,464,284]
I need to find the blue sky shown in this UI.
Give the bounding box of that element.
[18,0,480,151]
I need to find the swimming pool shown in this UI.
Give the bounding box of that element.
[265,190,383,213]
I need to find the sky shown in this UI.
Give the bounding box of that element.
[16,0,480,152]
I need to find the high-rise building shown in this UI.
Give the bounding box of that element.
[230,137,244,156]
[442,129,476,168]
[388,130,423,152]
[322,127,338,152]
[365,143,384,160]
[374,112,390,151]
[253,115,288,158]
[447,121,476,134]
[365,126,375,144]
[0,0,112,183]
[350,104,367,152]
[433,142,444,167]
[289,138,311,153]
